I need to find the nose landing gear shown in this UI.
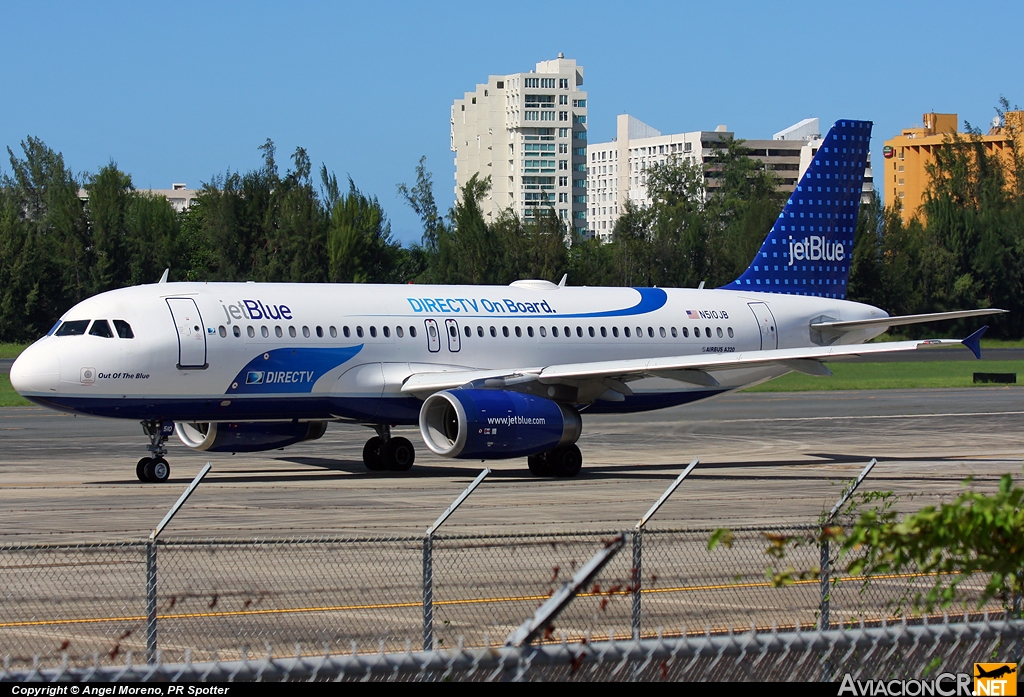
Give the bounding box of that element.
[137,420,173,483]
[362,425,416,472]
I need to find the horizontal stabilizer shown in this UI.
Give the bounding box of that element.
[810,308,1007,333]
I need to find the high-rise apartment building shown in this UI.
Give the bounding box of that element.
[883,111,1022,224]
[451,55,588,237]
[586,116,872,242]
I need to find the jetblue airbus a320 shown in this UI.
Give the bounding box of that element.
[9,120,1005,482]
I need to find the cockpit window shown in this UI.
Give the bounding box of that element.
[55,320,90,336]
[113,320,134,339]
[88,320,114,338]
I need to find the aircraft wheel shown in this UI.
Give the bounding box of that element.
[362,436,386,471]
[137,458,152,482]
[527,453,552,477]
[382,437,416,472]
[549,445,583,478]
[144,458,171,483]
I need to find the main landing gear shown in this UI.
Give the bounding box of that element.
[527,444,583,478]
[362,425,416,473]
[137,420,172,483]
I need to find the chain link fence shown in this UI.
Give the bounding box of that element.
[4,617,1022,682]
[0,528,1013,672]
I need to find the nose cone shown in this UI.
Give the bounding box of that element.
[10,347,61,394]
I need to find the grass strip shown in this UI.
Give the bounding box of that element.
[743,359,1024,392]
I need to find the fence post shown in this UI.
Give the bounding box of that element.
[144,462,212,664]
[422,468,490,652]
[820,458,876,631]
[145,540,157,663]
[631,458,699,640]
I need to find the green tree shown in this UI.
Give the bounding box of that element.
[84,162,134,293]
[327,177,401,283]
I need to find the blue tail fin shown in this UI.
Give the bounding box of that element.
[722,119,872,298]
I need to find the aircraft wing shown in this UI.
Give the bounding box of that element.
[401,331,984,398]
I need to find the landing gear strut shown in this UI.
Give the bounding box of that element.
[137,420,172,483]
[527,444,583,478]
[362,425,416,473]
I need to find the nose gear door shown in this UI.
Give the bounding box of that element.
[747,302,778,350]
[445,319,461,352]
[166,298,208,369]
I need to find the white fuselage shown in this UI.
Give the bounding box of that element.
[11,281,888,425]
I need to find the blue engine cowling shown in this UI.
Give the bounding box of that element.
[418,389,582,460]
[175,421,328,453]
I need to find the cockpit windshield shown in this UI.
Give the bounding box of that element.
[55,320,90,336]
[53,319,134,338]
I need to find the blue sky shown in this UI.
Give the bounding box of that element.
[1,1,1020,245]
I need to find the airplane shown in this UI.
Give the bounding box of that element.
[9,119,1006,482]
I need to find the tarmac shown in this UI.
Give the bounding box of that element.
[1,386,1021,542]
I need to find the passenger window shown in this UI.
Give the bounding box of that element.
[428,324,436,338]
[612,327,619,337]
[705,326,711,337]
[576,326,582,337]
[317,326,324,338]
[636,327,643,337]
[343,326,350,338]
[552,326,559,337]
[56,320,90,336]
[564,326,571,337]
[290,326,297,338]
[396,326,404,338]
[463,326,470,338]
[671,327,677,338]
[330,326,337,338]
[113,320,134,338]
[409,326,417,338]
[303,326,311,338]
[728,327,734,338]
[489,326,496,337]
[275,326,283,338]
[527,326,534,337]
[384,326,391,338]
[219,326,227,337]
[476,326,483,337]
[601,327,607,337]
[717,327,723,338]
[356,326,363,338]
[624,327,631,338]
[247,326,255,338]
[448,324,456,338]
[88,320,114,338]
[502,326,510,337]
[540,326,547,337]
[233,325,241,337]
[588,327,595,337]
[659,327,666,338]
[683,327,690,338]
[369,326,377,338]
[515,326,522,337]
[261,326,269,338]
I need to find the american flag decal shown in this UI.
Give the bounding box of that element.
[686,310,698,319]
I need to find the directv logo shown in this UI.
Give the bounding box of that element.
[246,371,264,385]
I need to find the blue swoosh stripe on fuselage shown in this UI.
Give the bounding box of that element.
[555,287,668,318]
[227,345,363,395]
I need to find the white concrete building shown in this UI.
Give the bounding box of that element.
[148,183,198,212]
[451,55,588,237]
[586,116,873,242]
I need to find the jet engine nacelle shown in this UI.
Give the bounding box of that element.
[418,389,582,460]
[175,421,328,453]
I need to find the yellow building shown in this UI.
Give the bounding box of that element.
[884,111,1022,223]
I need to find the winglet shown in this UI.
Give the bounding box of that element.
[158,268,169,284]
[962,325,988,360]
